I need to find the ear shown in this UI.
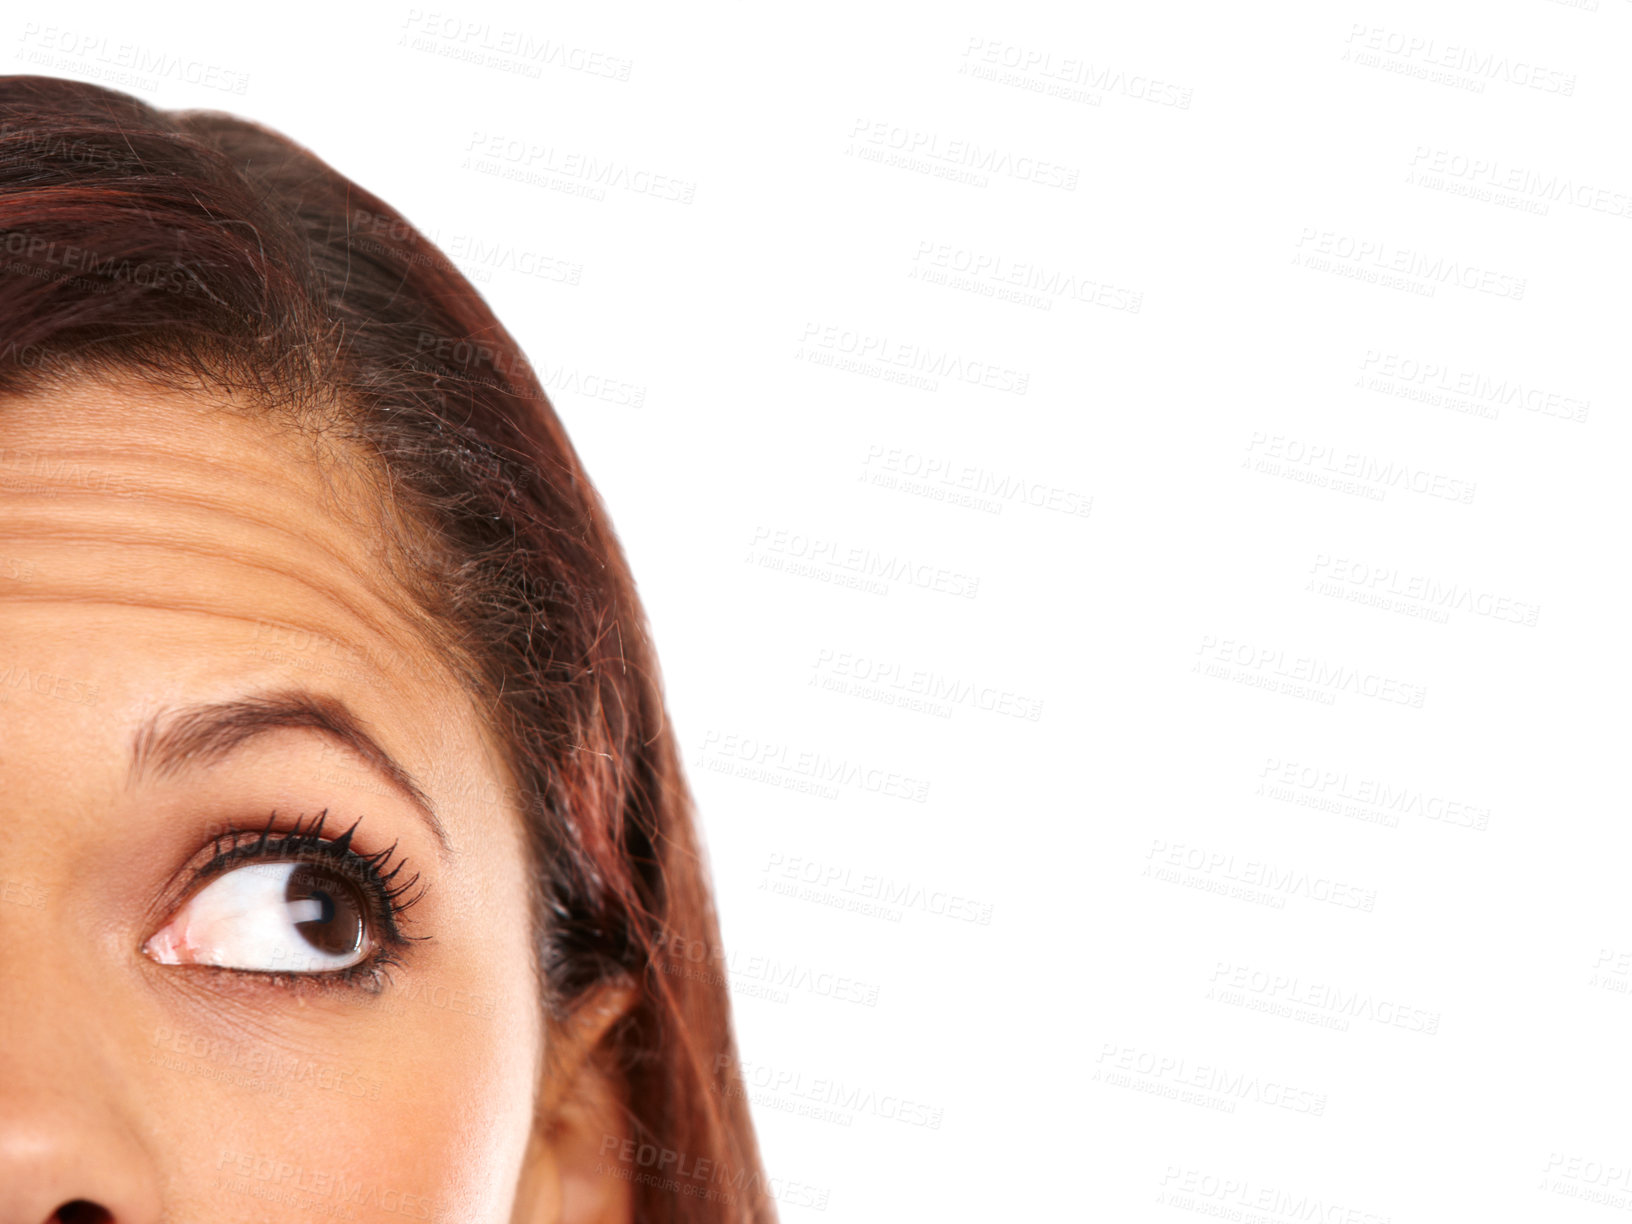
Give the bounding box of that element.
[510,979,640,1224]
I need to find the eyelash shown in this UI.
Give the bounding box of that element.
[185,808,428,996]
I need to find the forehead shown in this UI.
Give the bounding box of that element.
[0,378,509,820]
[2,378,422,665]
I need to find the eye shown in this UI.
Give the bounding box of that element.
[144,859,371,973]
[141,810,425,991]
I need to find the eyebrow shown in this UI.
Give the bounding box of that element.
[128,688,451,855]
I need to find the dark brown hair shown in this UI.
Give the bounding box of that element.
[0,74,771,1222]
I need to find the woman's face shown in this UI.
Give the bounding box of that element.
[0,381,571,1220]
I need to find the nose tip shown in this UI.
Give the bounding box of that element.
[0,1101,160,1224]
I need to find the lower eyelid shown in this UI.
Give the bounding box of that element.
[173,955,402,998]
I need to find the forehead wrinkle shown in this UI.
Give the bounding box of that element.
[0,388,412,571]
[0,591,453,705]
[0,495,445,681]
[0,544,420,673]
[0,378,502,781]
[0,444,409,591]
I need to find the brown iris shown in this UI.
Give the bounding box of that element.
[286,863,366,956]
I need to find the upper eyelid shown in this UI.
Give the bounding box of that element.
[183,813,428,945]
[208,837,419,908]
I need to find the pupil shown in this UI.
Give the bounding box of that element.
[286,864,364,956]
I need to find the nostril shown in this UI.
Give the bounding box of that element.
[54,1203,113,1224]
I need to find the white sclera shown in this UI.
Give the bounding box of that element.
[145,860,365,973]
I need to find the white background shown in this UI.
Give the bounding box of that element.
[12,1,1630,1219]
